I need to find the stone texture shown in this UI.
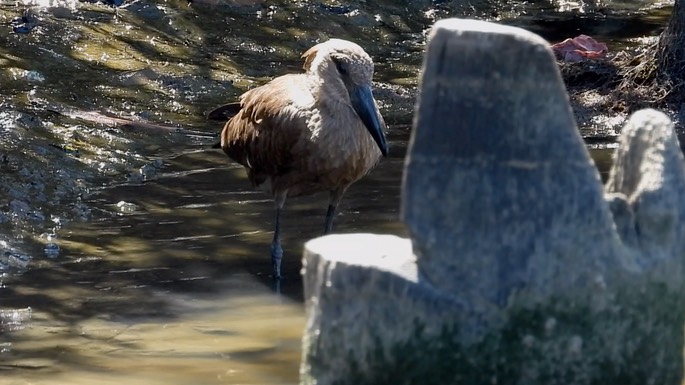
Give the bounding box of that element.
[300,234,465,385]
[606,109,685,273]
[402,18,623,336]
[300,18,685,385]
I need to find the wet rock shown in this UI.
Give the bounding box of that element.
[0,245,31,271]
[301,18,685,385]
[47,6,78,19]
[127,160,162,183]
[316,3,380,28]
[7,68,45,83]
[9,200,31,220]
[15,112,44,130]
[118,68,161,86]
[187,0,266,9]
[103,0,125,6]
[122,1,167,21]
[10,13,38,34]
[116,200,137,214]
[70,201,91,220]
[0,105,116,273]
[317,3,354,15]
[80,0,125,7]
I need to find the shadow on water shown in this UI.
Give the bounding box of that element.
[0,122,407,384]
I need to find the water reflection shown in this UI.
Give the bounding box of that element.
[0,124,407,384]
[2,279,303,384]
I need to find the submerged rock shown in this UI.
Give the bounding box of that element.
[10,13,37,34]
[301,18,685,385]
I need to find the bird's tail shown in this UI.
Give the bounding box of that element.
[206,102,242,121]
[207,102,242,149]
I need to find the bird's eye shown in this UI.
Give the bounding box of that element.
[332,58,347,75]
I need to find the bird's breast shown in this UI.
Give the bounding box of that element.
[263,101,383,197]
[302,115,382,186]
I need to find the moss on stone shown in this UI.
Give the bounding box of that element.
[322,282,684,385]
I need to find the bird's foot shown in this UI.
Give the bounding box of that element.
[271,242,283,280]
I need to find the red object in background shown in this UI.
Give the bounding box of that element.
[551,35,609,62]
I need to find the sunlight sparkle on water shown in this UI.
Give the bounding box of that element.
[9,0,77,7]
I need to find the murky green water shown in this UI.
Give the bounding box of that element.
[0,0,674,383]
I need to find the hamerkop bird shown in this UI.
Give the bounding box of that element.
[209,39,388,279]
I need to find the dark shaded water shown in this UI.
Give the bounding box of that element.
[0,0,674,383]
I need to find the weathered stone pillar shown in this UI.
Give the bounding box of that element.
[402,19,624,337]
[300,18,685,385]
[606,109,685,272]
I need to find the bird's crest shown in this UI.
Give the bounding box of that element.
[302,44,320,72]
[302,39,356,71]
[301,39,372,81]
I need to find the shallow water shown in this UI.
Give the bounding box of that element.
[0,0,676,383]
[0,124,407,383]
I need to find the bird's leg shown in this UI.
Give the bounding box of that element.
[324,204,336,235]
[324,187,348,235]
[271,193,287,280]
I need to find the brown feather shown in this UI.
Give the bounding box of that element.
[220,75,313,191]
[217,39,384,199]
[212,38,386,278]
[301,44,320,72]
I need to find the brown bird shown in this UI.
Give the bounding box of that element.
[209,38,388,279]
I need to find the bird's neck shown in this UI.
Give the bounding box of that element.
[310,67,350,113]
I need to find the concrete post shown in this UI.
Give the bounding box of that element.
[300,18,685,385]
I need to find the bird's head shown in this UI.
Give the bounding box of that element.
[302,39,389,157]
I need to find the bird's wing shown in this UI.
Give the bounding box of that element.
[220,74,315,185]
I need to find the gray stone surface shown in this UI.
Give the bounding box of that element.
[301,234,489,384]
[402,18,623,335]
[300,18,685,385]
[606,109,685,272]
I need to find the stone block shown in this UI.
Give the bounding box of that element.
[300,19,685,385]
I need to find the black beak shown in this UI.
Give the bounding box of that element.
[350,85,388,156]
